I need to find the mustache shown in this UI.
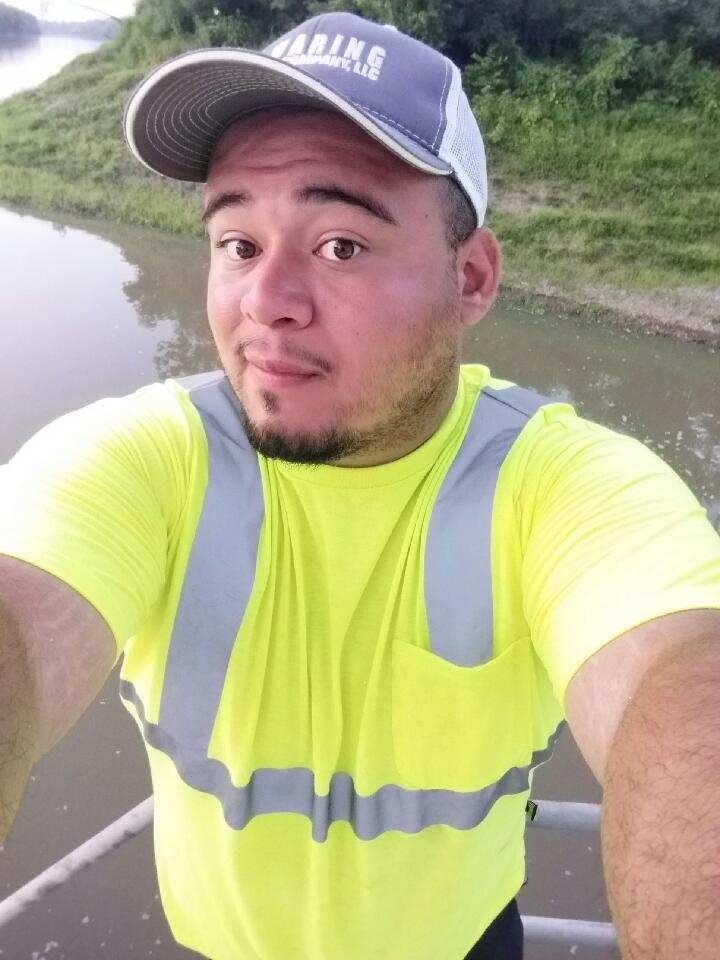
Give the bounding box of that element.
[238,337,333,375]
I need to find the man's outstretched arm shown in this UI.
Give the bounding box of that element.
[602,629,720,957]
[566,609,720,958]
[0,556,117,841]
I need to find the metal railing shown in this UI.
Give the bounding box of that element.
[0,797,618,949]
[525,799,617,947]
[0,797,154,928]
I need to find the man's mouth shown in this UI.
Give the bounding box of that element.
[245,354,321,385]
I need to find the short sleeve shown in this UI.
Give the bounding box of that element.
[0,382,194,653]
[518,408,720,709]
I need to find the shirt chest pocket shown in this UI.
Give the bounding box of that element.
[391,636,535,793]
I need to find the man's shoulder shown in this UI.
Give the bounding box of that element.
[4,374,213,482]
[463,367,672,506]
[504,395,702,536]
[80,373,215,438]
[460,362,580,435]
[461,363,570,414]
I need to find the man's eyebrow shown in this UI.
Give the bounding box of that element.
[293,183,398,225]
[201,183,398,229]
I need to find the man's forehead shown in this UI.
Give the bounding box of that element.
[202,107,447,231]
[205,107,426,187]
[214,106,369,150]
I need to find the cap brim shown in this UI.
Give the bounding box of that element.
[123,48,452,182]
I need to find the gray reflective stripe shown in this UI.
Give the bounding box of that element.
[122,678,564,841]
[158,372,264,752]
[425,385,550,666]
[481,384,556,419]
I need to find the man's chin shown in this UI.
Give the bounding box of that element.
[239,411,361,465]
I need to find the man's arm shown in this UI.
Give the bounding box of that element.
[565,610,720,957]
[602,630,720,958]
[0,555,117,841]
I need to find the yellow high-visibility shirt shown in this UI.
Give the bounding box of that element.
[1,363,719,960]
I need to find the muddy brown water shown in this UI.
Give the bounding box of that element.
[0,204,718,960]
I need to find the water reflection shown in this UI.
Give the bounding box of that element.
[87,216,218,379]
[0,207,194,457]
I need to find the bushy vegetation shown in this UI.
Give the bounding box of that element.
[85,0,720,75]
[316,0,720,69]
[0,0,719,318]
[0,2,39,36]
[464,34,720,288]
[466,33,720,117]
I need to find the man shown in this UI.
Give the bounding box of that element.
[1,10,719,960]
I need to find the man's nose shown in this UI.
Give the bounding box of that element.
[240,248,313,329]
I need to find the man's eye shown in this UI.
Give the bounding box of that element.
[220,239,258,261]
[218,237,363,263]
[316,238,363,262]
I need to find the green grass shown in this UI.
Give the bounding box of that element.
[480,98,720,291]
[0,37,205,233]
[0,163,200,231]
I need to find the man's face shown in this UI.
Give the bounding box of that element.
[203,107,469,466]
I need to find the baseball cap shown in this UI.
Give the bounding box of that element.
[123,11,488,226]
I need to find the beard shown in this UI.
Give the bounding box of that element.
[238,393,363,464]
[227,283,462,466]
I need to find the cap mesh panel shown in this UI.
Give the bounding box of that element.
[447,91,487,222]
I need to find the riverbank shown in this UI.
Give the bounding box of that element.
[1,31,718,346]
[504,281,720,346]
[493,175,720,344]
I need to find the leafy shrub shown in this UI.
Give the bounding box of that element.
[465,32,720,124]
[577,34,638,110]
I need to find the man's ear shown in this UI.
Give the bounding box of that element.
[456,228,502,327]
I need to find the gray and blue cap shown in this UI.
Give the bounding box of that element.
[123,12,488,226]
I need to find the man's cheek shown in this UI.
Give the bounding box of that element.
[208,286,241,340]
[208,265,242,305]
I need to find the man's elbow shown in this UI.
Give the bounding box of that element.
[0,599,44,842]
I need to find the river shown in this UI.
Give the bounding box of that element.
[0,34,102,102]
[1,202,717,959]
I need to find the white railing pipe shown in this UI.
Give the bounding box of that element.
[522,914,617,946]
[0,796,153,928]
[527,799,601,832]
